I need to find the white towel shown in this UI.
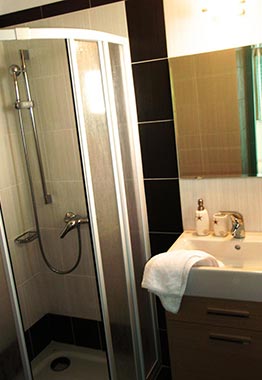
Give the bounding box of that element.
[141,249,224,314]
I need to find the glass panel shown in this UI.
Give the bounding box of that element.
[0,239,26,380]
[74,40,137,379]
[108,42,158,377]
[0,39,107,380]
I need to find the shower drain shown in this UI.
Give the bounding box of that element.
[50,356,71,372]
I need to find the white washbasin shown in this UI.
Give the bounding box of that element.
[169,231,262,302]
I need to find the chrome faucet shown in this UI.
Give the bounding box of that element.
[60,211,89,238]
[220,211,245,239]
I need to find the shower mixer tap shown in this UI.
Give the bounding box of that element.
[60,211,89,238]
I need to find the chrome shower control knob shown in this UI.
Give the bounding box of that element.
[64,211,76,223]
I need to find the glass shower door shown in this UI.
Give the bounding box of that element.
[68,37,158,380]
[108,42,158,378]
[0,207,27,380]
[1,37,108,380]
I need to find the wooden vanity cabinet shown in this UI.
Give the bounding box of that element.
[166,296,262,380]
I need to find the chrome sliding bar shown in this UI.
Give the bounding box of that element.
[19,49,52,204]
[10,68,42,226]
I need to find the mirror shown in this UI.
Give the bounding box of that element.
[169,44,262,178]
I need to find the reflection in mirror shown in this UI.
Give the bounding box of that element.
[169,44,262,178]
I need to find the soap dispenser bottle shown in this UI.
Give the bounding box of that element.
[195,199,209,236]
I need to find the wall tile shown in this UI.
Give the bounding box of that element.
[0,7,42,28]
[25,313,104,360]
[98,321,107,350]
[0,183,35,241]
[0,132,26,190]
[26,39,69,79]
[29,314,52,357]
[39,229,64,271]
[149,232,181,256]
[49,314,74,344]
[125,0,167,62]
[21,273,49,329]
[8,239,42,286]
[40,225,96,278]
[35,8,92,28]
[42,0,91,19]
[61,224,96,277]
[24,330,34,361]
[132,59,173,122]
[90,0,121,7]
[45,273,69,316]
[42,130,82,181]
[88,2,128,37]
[0,289,17,353]
[30,75,76,132]
[144,180,182,232]
[0,82,18,137]
[17,285,28,330]
[72,317,100,349]
[139,121,178,179]
[65,275,101,320]
[179,177,262,232]
[35,181,86,229]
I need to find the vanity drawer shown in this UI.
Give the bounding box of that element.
[166,296,262,331]
[167,321,262,380]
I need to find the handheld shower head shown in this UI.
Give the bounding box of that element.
[9,64,21,77]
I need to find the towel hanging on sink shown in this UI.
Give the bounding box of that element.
[141,249,224,314]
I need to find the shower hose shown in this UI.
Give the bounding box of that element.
[9,61,83,275]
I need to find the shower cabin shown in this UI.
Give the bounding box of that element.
[0,27,159,380]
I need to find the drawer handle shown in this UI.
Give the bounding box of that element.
[207,307,250,318]
[209,333,251,345]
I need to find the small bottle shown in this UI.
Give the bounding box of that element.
[195,199,209,236]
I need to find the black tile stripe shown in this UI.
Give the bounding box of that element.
[42,0,91,19]
[90,0,121,6]
[25,314,103,360]
[139,120,178,179]
[132,59,173,122]
[149,232,181,256]
[125,0,168,62]
[0,0,124,26]
[0,7,42,27]
[144,179,182,232]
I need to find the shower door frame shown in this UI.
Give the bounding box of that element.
[0,27,160,380]
[0,206,33,380]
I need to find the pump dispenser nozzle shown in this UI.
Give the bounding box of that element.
[195,198,209,236]
[197,199,205,211]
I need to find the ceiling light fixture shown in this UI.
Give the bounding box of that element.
[201,0,246,16]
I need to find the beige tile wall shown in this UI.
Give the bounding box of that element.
[0,250,18,352]
[179,177,262,233]
[26,2,128,37]
[0,40,44,331]
[3,38,99,328]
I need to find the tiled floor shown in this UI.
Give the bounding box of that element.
[32,341,109,380]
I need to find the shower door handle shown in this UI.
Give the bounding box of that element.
[60,211,89,238]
